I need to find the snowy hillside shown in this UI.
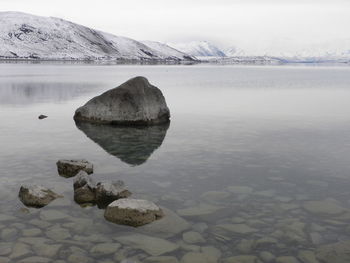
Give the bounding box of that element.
[141,41,196,61]
[169,41,226,57]
[0,12,194,61]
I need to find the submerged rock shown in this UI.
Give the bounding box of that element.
[56,159,93,178]
[303,200,347,215]
[74,76,170,126]
[75,121,169,166]
[115,233,179,256]
[104,198,164,227]
[316,240,350,263]
[18,185,61,208]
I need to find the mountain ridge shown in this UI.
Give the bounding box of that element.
[0,11,196,61]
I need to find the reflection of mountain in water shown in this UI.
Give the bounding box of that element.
[0,82,97,105]
[76,122,170,166]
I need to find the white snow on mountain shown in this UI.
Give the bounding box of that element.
[141,40,196,61]
[0,12,194,61]
[169,41,226,58]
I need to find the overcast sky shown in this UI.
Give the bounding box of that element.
[1,0,350,51]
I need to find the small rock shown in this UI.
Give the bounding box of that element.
[74,185,95,204]
[0,243,12,256]
[316,240,350,263]
[90,243,121,255]
[115,233,179,256]
[145,256,179,263]
[32,243,62,258]
[182,231,205,244]
[303,200,346,215]
[298,250,319,263]
[46,227,71,240]
[9,243,32,260]
[181,252,212,263]
[95,181,131,207]
[104,199,163,227]
[40,210,70,221]
[56,159,93,178]
[17,256,51,263]
[22,228,42,237]
[73,171,95,190]
[259,251,275,263]
[223,255,258,263]
[1,228,18,241]
[18,185,61,208]
[38,115,48,120]
[276,256,300,263]
[216,224,258,234]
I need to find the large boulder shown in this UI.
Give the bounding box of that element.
[104,198,164,227]
[56,159,93,178]
[19,185,61,208]
[73,76,170,125]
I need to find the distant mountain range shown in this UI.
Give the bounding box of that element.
[0,12,349,63]
[0,12,196,61]
[170,40,350,63]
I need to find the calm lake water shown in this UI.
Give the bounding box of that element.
[1,63,350,263]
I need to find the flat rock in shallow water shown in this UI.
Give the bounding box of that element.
[177,203,223,218]
[74,76,170,126]
[316,241,350,263]
[215,224,258,234]
[303,200,347,215]
[140,207,190,238]
[18,185,61,208]
[56,159,93,178]
[223,255,259,263]
[115,233,179,256]
[104,198,163,227]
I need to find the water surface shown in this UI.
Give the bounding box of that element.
[1,63,350,262]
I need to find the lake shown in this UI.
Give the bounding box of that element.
[1,63,350,263]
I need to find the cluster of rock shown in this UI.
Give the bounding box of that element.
[73,171,131,208]
[18,159,164,227]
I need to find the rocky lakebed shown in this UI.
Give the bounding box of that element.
[1,66,350,263]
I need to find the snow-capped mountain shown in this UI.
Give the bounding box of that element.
[141,41,196,61]
[0,12,195,61]
[169,41,226,58]
[224,46,245,57]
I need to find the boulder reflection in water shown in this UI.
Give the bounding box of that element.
[75,122,169,166]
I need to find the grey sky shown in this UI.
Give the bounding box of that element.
[2,0,349,50]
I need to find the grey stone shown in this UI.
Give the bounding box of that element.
[177,203,223,218]
[223,255,259,263]
[33,243,62,258]
[74,185,95,204]
[276,256,300,263]
[22,228,42,237]
[74,76,170,125]
[145,256,179,263]
[115,233,179,256]
[67,253,93,263]
[95,181,131,207]
[18,185,61,208]
[46,227,71,240]
[182,231,205,244]
[90,243,121,255]
[216,224,258,234]
[56,159,93,178]
[0,256,10,263]
[298,250,319,263]
[73,171,95,190]
[40,210,70,221]
[17,256,51,263]
[9,243,32,260]
[316,240,350,263]
[303,200,347,215]
[140,207,190,238]
[0,215,16,222]
[1,228,18,241]
[259,251,275,263]
[0,243,12,256]
[181,252,216,263]
[104,199,163,227]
